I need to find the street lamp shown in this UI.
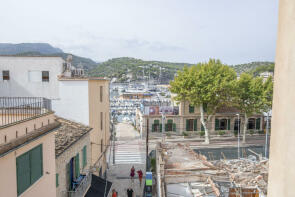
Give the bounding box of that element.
[236,113,240,159]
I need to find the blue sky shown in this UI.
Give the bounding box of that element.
[0,0,279,64]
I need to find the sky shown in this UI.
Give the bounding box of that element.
[0,0,279,64]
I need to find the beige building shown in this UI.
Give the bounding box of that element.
[0,97,59,197]
[55,117,92,197]
[55,76,111,177]
[136,101,263,135]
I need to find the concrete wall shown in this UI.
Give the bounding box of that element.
[268,0,295,196]
[88,79,110,175]
[0,56,63,99]
[52,80,89,125]
[55,133,91,197]
[0,113,55,145]
[0,130,56,197]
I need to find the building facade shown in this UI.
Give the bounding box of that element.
[136,101,264,135]
[0,97,58,197]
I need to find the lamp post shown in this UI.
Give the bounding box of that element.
[238,114,240,159]
[265,111,270,158]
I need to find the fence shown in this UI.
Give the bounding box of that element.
[0,97,52,126]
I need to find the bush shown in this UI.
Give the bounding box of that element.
[166,132,171,137]
[249,130,255,135]
[200,131,205,137]
[258,130,265,134]
[218,130,226,136]
[234,130,238,136]
[182,131,189,136]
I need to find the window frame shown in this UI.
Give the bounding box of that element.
[42,71,49,82]
[2,70,10,81]
[100,86,103,102]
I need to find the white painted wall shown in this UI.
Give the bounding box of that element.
[52,81,89,125]
[0,56,64,99]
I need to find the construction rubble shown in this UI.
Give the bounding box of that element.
[156,142,269,197]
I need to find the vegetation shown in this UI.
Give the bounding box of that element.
[182,131,189,136]
[170,59,274,144]
[232,61,274,74]
[200,131,205,137]
[249,130,255,135]
[218,130,226,136]
[170,59,236,143]
[88,57,195,83]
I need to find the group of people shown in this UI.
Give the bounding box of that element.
[112,166,143,197]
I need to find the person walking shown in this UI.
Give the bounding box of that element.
[130,166,135,183]
[127,187,134,197]
[137,169,143,187]
[112,189,117,197]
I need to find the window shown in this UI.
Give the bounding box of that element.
[100,112,103,130]
[219,119,227,130]
[234,119,241,132]
[189,105,194,113]
[82,146,87,168]
[100,86,103,102]
[152,120,161,132]
[16,131,18,138]
[256,118,261,130]
[26,128,28,135]
[42,71,49,82]
[16,144,43,196]
[56,174,59,187]
[248,118,255,130]
[101,139,103,153]
[4,135,7,143]
[186,119,194,131]
[2,70,9,80]
[165,119,176,132]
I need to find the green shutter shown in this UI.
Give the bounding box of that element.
[16,152,31,196]
[227,119,231,130]
[167,119,173,124]
[56,174,59,187]
[75,153,80,179]
[165,124,168,131]
[189,105,194,113]
[30,145,43,184]
[160,124,162,132]
[151,124,155,132]
[173,123,176,132]
[194,119,197,131]
[256,118,261,130]
[83,146,87,168]
[186,119,189,131]
[154,119,159,124]
[66,162,71,190]
[215,119,219,130]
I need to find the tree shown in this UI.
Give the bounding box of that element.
[170,59,236,143]
[234,73,264,143]
[263,76,274,111]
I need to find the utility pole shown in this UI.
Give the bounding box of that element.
[236,114,240,159]
[146,118,149,170]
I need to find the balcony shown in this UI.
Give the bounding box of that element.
[68,173,92,197]
[0,97,52,126]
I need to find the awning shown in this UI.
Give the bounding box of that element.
[85,175,112,197]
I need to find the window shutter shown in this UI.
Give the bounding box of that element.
[75,153,80,179]
[215,119,219,130]
[189,105,194,113]
[83,146,87,168]
[186,119,189,131]
[194,119,197,131]
[227,119,231,130]
[16,152,31,196]
[66,162,71,190]
[154,120,159,124]
[256,118,261,130]
[168,119,173,124]
[151,124,155,132]
[30,145,43,184]
[173,123,176,132]
[165,124,168,131]
[160,124,162,132]
[56,174,59,187]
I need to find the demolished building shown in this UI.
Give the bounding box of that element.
[155,143,268,197]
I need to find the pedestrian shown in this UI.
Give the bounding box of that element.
[130,166,135,182]
[137,169,143,187]
[127,187,134,197]
[112,189,117,197]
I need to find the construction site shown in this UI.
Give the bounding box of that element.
[155,142,268,197]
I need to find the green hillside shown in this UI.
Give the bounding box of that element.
[88,57,195,83]
[232,61,274,75]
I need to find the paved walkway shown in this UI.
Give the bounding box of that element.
[107,122,146,197]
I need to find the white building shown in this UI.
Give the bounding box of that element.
[0,56,64,99]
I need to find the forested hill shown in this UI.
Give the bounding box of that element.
[231,61,274,75]
[88,57,195,83]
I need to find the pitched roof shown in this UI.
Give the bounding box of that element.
[55,117,92,157]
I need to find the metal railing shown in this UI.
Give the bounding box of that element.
[0,97,52,126]
[68,173,92,197]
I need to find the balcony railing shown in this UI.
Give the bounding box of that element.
[0,97,52,126]
[68,173,92,197]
